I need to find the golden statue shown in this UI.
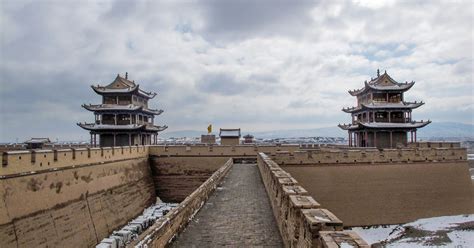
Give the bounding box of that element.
[207,124,212,134]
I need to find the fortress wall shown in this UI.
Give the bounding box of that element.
[149,144,300,157]
[149,156,229,202]
[272,147,467,165]
[1,146,148,177]
[0,148,155,248]
[148,144,300,203]
[280,161,473,226]
[256,153,369,247]
[130,159,233,248]
[407,141,461,148]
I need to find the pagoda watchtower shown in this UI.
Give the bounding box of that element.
[338,70,430,148]
[78,73,167,147]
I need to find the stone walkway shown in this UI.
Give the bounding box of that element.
[170,163,283,247]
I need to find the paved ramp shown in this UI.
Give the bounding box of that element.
[170,163,283,247]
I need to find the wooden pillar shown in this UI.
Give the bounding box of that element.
[90,133,93,146]
[114,114,117,125]
[94,134,97,147]
[388,111,391,123]
[348,132,351,147]
[374,131,377,147]
[128,133,132,146]
[389,131,393,148]
[410,131,413,143]
[414,130,417,142]
[365,131,368,147]
[130,114,132,125]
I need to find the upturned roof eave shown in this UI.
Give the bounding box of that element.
[359,121,431,129]
[338,121,431,131]
[81,104,163,115]
[77,123,168,132]
[91,85,139,95]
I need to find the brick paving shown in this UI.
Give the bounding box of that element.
[170,163,283,247]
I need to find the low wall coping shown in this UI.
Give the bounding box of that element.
[278,177,298,186]
[272,170,291,178]
[319,231,370,248]
[302,209,343,230]
[4,150,31,155]
[282,185,308,196]
[289,195,321,209]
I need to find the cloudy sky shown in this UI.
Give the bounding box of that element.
[0,0,473,142]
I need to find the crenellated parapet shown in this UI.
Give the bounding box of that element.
[1,146,148,178]
[149,144,301,157]
[257,152,370,247]
[271,146,466,165]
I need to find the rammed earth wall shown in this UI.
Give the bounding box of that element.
[256,153,369,248]
[0,147,155,248]
[271,148,472,226]
[148,144,300,202]
[0,143,470,247]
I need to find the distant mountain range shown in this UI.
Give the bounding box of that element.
[160,122,473,139]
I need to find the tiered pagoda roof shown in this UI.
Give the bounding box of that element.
[91,74,157,99]
[348,71,415,96]
[78,73,167,146]
[339,69,430,148]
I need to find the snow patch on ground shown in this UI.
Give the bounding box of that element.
[353,214,474,247]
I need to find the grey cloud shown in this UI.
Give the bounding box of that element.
[248,73,278,84]
[197,72,244,96]
[200,0,317,41]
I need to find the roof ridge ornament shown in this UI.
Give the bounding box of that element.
[377,69,380,77]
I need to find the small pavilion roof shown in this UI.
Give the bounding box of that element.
[338,120,431,131]
[342,101,424,113]
[82,104,163,115]
[348,71,415,96]
[219,128,241,138]
[91,74,157,99]
[77,123,167,132]
[24,138,51,144]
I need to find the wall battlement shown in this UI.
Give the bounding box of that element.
[257,153,369,247]
[1,146,148,177]
[149,144,300,157]
[271,147,466,165]
[3,144,466,177]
